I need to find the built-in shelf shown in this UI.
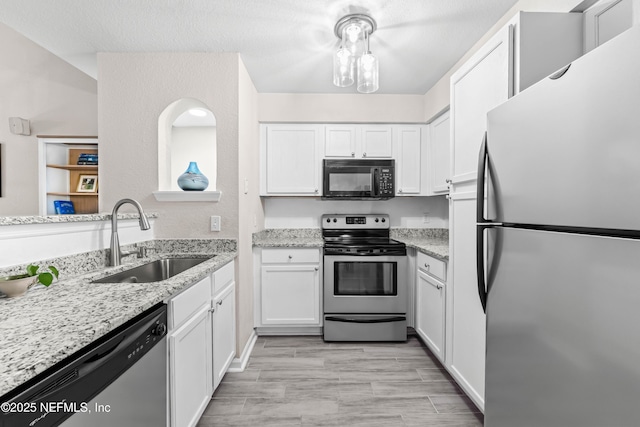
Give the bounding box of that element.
[38,136,99,215]
[152,191,222,202]
[47,192,99,197]
[46,164,98,172]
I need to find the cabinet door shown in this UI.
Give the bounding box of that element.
[448,193,485,410]
[360,125,393,158]
[584,0,634,52]
[394,126,422,196]
[169,304,212,427]
[261,124,321,195]
[450,26,511,189]
[325,125,357,157]
[261,264,320,325]
[213,283,236,391]
[416,270,445,362]
[429,110,451,194]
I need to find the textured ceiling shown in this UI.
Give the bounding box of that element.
[0,0,519,94]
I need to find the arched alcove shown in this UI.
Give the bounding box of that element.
[154,98,221,201]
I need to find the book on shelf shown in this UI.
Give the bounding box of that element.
[77,153,98,165]
[53,200,75,215]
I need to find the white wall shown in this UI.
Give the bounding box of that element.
[237,58,263,357]
[0,219,154,268]
[97,52,240,239]
[0,23,98,216]
[264,197,448,229]
[258,94,426,123]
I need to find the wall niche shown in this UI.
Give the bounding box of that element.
[154,98,221,202]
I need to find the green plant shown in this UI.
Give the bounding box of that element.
[26,264,59,287]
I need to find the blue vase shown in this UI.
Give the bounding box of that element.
[177,162,209,191]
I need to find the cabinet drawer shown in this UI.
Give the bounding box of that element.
[262,248,320,264]
[213,261,235,295]
[170,276,212,329]
[417,251,446,281]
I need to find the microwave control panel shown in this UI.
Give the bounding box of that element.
[378,168,394,196]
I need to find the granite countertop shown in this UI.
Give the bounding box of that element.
[253,228,449,260]
[0,247,236,398]
[0,212,159,227]
[391,229,449,260]
[253,229,323,248]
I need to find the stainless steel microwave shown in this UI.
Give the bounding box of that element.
[322,159,395,200]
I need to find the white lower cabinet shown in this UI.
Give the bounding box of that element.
[257,248,321,329]
[168,277,213,427]
[168,261,236,427]
[212,262,236,391]
[415,252,446,363]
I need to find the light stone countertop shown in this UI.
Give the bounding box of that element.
[252,228,449,260]
[0,247,236,398]
[0,212,160,226]
[252,229,323,248]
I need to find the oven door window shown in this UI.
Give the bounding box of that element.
[334,261,397,295]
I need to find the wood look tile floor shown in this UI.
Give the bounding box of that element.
[197,335,484,427]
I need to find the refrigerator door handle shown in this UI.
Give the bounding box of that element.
[476,132,498,313]
[477,223,490,313]
[476,132,488,224]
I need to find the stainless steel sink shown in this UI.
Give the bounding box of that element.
[93,257,213,283]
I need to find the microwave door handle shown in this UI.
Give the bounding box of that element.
[373,168,379,196]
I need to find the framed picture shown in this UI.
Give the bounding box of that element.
[77,175,98,193]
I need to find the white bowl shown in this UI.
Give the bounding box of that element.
[0,275,37,298]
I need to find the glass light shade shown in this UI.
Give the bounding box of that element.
[357,53,379,93]
[343,24,365,57]
[333,48,354,87]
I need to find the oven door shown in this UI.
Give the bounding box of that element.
[323,254,407,314]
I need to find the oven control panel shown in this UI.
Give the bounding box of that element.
[322,214,389,229]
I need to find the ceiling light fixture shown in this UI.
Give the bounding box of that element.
[333,13,378,94]
[188,108,207,117]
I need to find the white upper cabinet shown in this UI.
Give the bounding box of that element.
[450,11,582,191]
[324,125,358,157]
[394,125,425,196]
[260,124,322,196]
[324,124,393,158]
[360,125,393,158]
[428,110,450,195]
[584,0,636,52]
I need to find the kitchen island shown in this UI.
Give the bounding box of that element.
[0,239,236,398]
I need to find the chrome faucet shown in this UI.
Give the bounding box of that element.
[110,198,151,266]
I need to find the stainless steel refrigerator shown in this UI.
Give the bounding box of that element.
[479,25,640,427]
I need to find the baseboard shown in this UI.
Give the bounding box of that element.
[255,326,323,335]
[227,329,257,372]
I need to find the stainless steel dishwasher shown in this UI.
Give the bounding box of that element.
[0,303,168,427]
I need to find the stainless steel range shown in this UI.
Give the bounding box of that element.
[322,214,408,342]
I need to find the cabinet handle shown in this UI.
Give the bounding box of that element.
[424,263,430,270]
[288,255,293,259]
[315,188,318,193]
[314,267,319,271]
[399,189,403,193]
[209,307,216,313]
[351,152,355,157]
[436,284,443,290]
[446,178,452,184]
[362,152,367,157]
[217,300,223,306]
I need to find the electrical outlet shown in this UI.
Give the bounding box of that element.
[211,216,221,232]
[422,212,430,224]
